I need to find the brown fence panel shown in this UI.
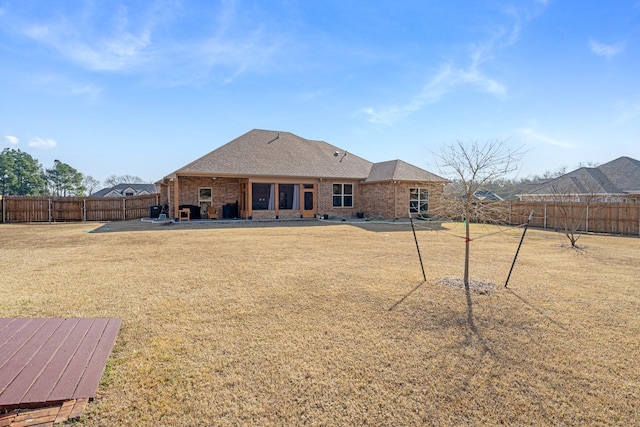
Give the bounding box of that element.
[85,197,123,221]
[497,201,639,237]
[52,198,84,221]
[125,194,161,219]
[4,197,50,222]
[1,194,160,223]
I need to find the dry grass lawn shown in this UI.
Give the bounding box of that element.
[0,221,638,426]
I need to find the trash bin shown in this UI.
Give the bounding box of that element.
[223,203,238,219]
[149,205,162,218]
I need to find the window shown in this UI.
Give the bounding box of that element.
[409,188,429,215]
[333,183,353,208]
[277,184,300,210]
[252,183,271,210]
[199,188,212,216]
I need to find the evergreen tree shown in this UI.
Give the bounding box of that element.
[46,159,86,196]
[0,148,45,195]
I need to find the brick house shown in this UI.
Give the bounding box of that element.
[156,129,447,220]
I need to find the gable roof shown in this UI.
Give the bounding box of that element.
[596,156,640,193]
[92,183,158,197]
[364,160,447,183]
[472,189,504,201]
[169,129,373,179]
[163,129,446,183]
[524,156,640,196]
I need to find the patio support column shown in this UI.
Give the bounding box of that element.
[247,181,253,219]
[173,178,180,220]
[274,183,279,218]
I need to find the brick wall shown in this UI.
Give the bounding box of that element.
[317,180,361,218]
[161,177,241,218]
[161,176,445,221]
[360,181,445,219]
[250,209,302,220]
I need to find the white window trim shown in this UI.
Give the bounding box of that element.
[332,183,354,208]
[409,187,429,215]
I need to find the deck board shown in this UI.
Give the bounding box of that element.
[0,318,121,410]
[0,318,66,403]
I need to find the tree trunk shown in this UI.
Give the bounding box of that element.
[464,217,470,286]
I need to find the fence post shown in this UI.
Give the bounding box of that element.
[123,198,126,220]
[83,198,87,222]
[509,202,512,225]
[543,203,547,229]
[586,204,589,233]
[48,198,52,223]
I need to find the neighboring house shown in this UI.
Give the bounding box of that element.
[471,189,504,201]
[156,129,448,220]
[92,183,158,198]
[518,156,640,202]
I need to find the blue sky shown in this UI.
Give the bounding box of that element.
[1,0,639,185]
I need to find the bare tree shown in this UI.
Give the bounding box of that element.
[434,139,524,287]
[542,179,600,248]
[104,174,147,187]
[83,175,100,195]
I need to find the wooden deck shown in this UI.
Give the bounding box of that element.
[0,318,121,412]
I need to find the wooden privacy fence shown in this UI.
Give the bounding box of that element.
[1,194,160,223]
[503,201,640,237]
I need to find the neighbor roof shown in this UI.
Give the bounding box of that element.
[364,160,447,183]
[92,183,158,197]
[524,156,640,196]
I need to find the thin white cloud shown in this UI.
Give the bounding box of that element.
[589,39,624,58]
[614,100,640,124]
[3,135,19,145]
[515,127,574,148]
[363,63,506,125]
[28,137,57,148]
[23,14,154,72]
[363,2,546,126]
[33,74,103,100]
[10,1,285,84]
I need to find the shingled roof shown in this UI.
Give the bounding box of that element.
[524,156,640,196]
[92,183,158,197]
[165,129,444,182]
[365,160,447,183]
[169,129,372,179]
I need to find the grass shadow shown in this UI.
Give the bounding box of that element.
[463,281,492,355]
[505,288,567,331]
[388,280,427,311]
